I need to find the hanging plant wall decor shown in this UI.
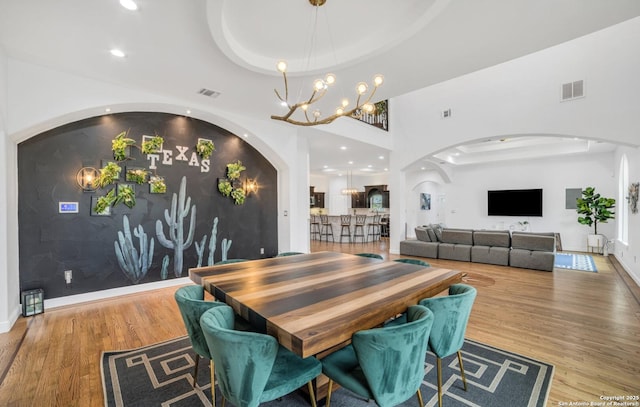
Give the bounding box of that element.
[218,160,248,205]
[196,138,215,160]
[91,131,166,213]
[125,167,148,184]
[112,131,136,161]
[149,176,167,194]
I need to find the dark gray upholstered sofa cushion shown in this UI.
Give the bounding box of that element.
[471,246,510,266]
[511,232,555,252]
[509,249,555,271]
[509,232,556,271]
[438,243,471,261]
[440,229,474,245]
[473,230,511,247]
[399,240,438,258]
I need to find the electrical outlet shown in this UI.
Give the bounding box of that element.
[64,270,72,284]
[260,248,264,255]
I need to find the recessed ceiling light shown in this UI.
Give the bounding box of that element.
[105,108,111,112]
[243,134,248,138]
[110,49,126,58]
[119,0,138,11]
[323,165,328,168]
[340,146,347,150]
[348,161,354,165]
[186,110,191,115]
[378,155,384,160]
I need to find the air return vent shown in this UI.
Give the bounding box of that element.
[561,80,584,101]
[197,88,221,98]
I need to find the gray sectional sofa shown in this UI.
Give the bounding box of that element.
[400,225,556,271]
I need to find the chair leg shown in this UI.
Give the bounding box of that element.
[210,360,215,407]
[193,354,199,387]
[416,389,424,407]
[326,379,334,407]
[307,381,317,407]
[437,357,443,407]
[457,351,468,391]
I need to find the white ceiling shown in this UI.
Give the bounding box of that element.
[0,0,636,176]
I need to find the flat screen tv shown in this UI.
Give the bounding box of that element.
[487,189,543,217]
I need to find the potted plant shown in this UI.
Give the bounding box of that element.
[149,176,167,194]
[112,131,136,161]
[116,184,136,208]
[94,189,116,214]
[226,160,245,180]
[95,162,122,188]
[141,135,164,154]
[196,139,215,160]
[125,168,148,184]
[231,187,246,205]
[218,179,232,197]
[576,186,615,253]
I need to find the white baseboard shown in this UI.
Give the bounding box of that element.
[43,277,192,310]
[0,305,22,334]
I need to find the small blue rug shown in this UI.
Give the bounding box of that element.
[554,253,597,272]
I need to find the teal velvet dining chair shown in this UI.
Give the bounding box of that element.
[419,284,477,407]
[321,305,434,407]
[394,258,431,267]
[174,285,226,406]
[200,305,322,407]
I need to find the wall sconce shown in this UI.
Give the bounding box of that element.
[76,167,99,192]
[244,178,258,195]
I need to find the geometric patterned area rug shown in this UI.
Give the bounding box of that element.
[554,253,597,272]
[102,336,554,407]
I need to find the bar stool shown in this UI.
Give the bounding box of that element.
[353,214,367,243]
[367,214,382,242]
[319,214,334,242]
[310,215,321,240]
[339,215,352,243]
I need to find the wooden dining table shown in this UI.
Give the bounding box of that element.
[189,251,464,359]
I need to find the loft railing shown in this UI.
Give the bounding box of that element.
[351,100,388,131]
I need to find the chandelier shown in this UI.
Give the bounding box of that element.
[270,0,384,126]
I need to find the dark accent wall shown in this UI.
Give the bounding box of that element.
[18,112,278,299]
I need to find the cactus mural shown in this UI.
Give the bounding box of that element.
[161,255,170,280]
[114,215,154,284]
[195,235,207,267]
[207,217,218,266]
[221,238,232,261]
[156,176,196,277]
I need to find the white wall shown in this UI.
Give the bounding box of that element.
[422,153,616,252]
[392,16,640,169]
[614,146,640,285]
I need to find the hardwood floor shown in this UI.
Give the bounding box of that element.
[1,239,639,406]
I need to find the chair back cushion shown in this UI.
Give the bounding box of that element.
[352,305,434,407]
[174,285,225,359]
[419,284,477,359]
[200,306,278,407]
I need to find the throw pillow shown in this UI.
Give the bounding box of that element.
[415,227,431,242]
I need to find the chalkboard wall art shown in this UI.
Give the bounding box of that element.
[18,112,278,299]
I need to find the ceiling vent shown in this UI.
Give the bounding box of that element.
[197,88,221,98]
[561,80,584,101]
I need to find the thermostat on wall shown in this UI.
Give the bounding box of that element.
[59,202,79,213]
